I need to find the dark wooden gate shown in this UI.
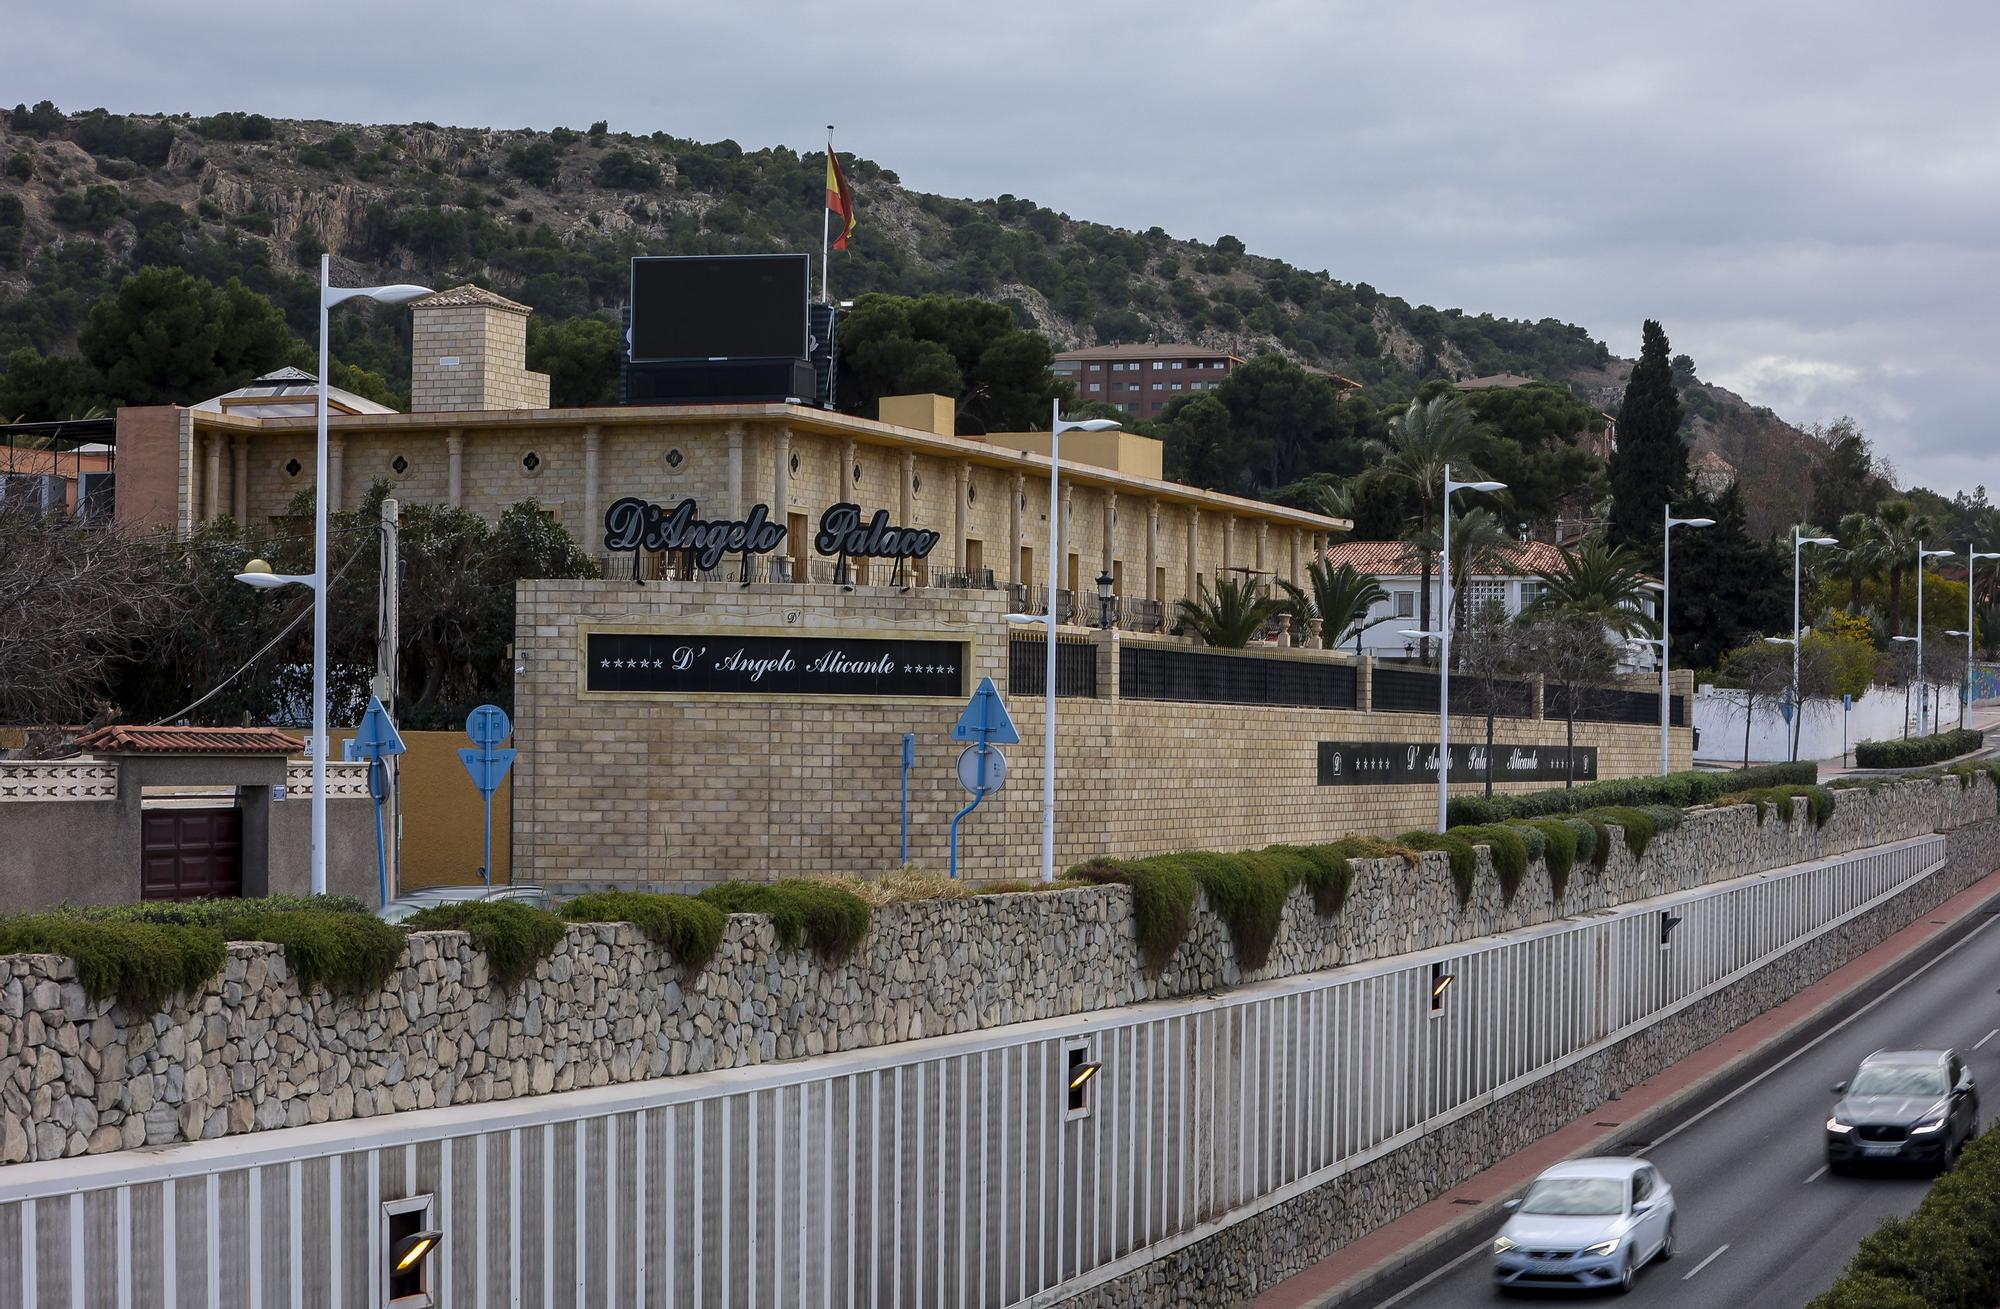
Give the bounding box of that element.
[140,808,244,901]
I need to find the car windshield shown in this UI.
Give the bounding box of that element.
[1519,1177,1626,1216]
[1850,1065,1945,1096]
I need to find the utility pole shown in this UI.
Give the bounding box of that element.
[377,498,402,897]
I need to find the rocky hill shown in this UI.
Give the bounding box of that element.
[0,102,1807,507]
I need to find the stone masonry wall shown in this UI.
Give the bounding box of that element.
[1067,809,2000,1308]
[1,773,1988,1167]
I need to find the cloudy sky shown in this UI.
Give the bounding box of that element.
[19,0,2000,495]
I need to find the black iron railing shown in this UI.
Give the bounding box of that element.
[1009,635,1099,697]
[1119,644,1359,710]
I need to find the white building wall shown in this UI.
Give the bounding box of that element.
[1694,680,1960,764]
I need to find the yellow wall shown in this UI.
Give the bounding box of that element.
[334,728,512,890]
[996,429,1165,480]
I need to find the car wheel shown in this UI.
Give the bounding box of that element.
[1657,1216,1677,1262]
[1614,1254,1636,1295]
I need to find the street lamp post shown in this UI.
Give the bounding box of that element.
[1787,527,1839,762]
[1660,506,1715,774]
[239,257,430,897]
[1432,465,1506,831]
[1032,401,1119,882]
[1910,543,1955,735]
[1961,547,1999,730]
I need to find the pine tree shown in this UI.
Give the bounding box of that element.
[1607,320,1688,557]
[1668,482,1787,671]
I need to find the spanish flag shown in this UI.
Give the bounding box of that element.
[825,147,857,250]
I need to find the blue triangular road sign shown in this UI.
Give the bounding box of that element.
[951,677,1020,745]
[352,696,407,760]
[458,746,517,796]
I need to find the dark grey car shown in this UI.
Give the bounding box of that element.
[1825,1048,1978,1173]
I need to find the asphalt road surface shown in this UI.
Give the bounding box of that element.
[1363,899,2000,1309]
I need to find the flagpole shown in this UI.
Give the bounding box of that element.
[821,124,833,304]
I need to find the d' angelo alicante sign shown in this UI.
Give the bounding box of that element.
[1317,740,1597,786]
[585,632,967,697]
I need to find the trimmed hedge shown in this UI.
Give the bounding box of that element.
[560,891,725,973]
[1444,762,1817,827]
[402,900,567,988]
[1854,728,1984,770]
[1398,831,1479,906]
[1515,818,1583,899]
[1450,824,1532,903]
[1718,783,1837,828]
[1070,838,1367,973]
[1805,1126,2000,1309]
[698,881,872,962]
[4,895,404,1009]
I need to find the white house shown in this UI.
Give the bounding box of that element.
[1319,539,1658,671]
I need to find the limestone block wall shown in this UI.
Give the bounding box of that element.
[513,580,1696,887]
[0,773,1988,1167]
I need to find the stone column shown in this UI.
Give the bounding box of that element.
[231,434,249,522]
[726,424,745,516]
[1222,516,1234,579]
[1186,505,1201,597]
[1145,501,1160,600]
[773,427,791,513]
[1256,521,1269,577]
[581,425,601,542]
[203,434,222,524]
[326,437,345,514]
[1061,484,1075,591]
[954,460,970,572]
[445,430,464,508]
[900,450,915,523]
[1009,472,1025,586]
[1101,490,1117,576]
[841,438,858,505]
[1289,527,1302,585]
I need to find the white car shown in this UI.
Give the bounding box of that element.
[1491,1157,1676,1295]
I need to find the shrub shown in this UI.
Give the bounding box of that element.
[402,901,566,988]
[1261,843,1355,916]
[1443,762,1817,827]
[222,910,403,996]
[69,894,370,927]
[1854,727,1984,770]
[0,915,223,1010]
[1451,824,1531,904]
[1581,816,1613,869]
[698,881,871,963]
[1191,852,1293,970]
[1720,784,1838,828]
[1398,831,1478,906]
[1071,857,1198,972]
[975,878,1091,895]
[1516,818,1580,899]
[1588,806,1658,858]
[816,868,971,906]
[560,891,725,973]
[1805,1127,2000,1309]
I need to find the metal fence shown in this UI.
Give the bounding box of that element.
[0,835,1942,1308]
[1009,635,1099,698]
[1119,645,1360,710]
[1548,685,1686,728]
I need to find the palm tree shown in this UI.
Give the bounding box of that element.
[1526,538,1660,643]
[1367,394,1492,660]
[1278,559,1388,650]
[1873,499,1935,637]
[1828,511,1884,615]
[1175,576,1280,648]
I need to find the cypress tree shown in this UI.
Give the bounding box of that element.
[1607,320,1688,556]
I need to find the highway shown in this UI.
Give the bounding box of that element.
[1362,898,2000,1309]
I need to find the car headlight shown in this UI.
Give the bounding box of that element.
[1913,1118,1947,1134]
[1583,1239,1621,1258]
[1826,1117,1853,1132]
[1493,1237,1518,1254]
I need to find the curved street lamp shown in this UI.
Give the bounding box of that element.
[1434,466,1506,831]
[1786,529,1839,762]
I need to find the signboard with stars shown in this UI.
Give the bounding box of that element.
[1316,740,1596,786]
[585,632,970,698]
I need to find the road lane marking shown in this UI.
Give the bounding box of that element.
[1974,1028,1998,1050]
[1366,1241,1490,1308]
[1803,1164,1828,1184]
[1684,1244,1730,1280]
[1639,908,2000,1156]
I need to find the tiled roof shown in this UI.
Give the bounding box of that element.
[1321,539,1569,578]
[191,367,398,417]
[73,725,304,755]
[412,285,533,314]
[1055,343,1240,362]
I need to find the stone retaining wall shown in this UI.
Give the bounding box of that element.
[1067,810,2000,1307]
[2,773,1992,1166]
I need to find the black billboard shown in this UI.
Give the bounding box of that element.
[586,632,966,697]
[629,254,810,362]
[1316,740,1597,786]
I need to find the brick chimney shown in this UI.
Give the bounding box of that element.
[409,286,551,413]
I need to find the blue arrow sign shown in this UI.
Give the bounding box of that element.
[459,704,516,886]
[950,677,1020,746]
